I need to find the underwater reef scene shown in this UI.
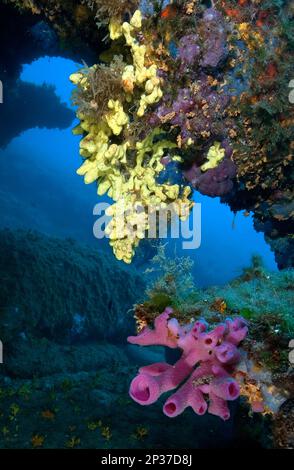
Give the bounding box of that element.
[0,0,293,452]
[0,230,293,449]
[2,0,293,266]
[67,0,294,265]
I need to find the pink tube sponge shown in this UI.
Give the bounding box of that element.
[164,386,208,418]
[208,393,231,420]
[127,308,179,348]
[128,309,253,421]
[130,374,161,405]
[210,378,240,401]
[163,365,211,418]
[130,358,193,405]
[215,341,241,364]
[226,317,248,345]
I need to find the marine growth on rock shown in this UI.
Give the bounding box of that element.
[128,308,252,420]
[69,0,293,265]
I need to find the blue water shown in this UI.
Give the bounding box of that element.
[0,56,277,286]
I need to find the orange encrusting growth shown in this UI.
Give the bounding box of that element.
[160,4,178,19]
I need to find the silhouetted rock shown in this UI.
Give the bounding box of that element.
[0,81,74,147]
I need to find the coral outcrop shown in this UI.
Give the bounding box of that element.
[130,248,293,443]
[128,308,249,421]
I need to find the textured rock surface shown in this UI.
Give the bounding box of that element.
[0,229,145,345]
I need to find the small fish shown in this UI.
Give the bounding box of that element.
[160,4,179,20]
[224,9,241,20]
[266,63,278,79]
[256,10,269,28]
[41,410,55,420]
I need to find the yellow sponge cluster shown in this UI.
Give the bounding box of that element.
[70,10,193,263]
[105,131,192,263]
[201,142,225,172]
[110,10,163,117]
[74,110,192,262]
